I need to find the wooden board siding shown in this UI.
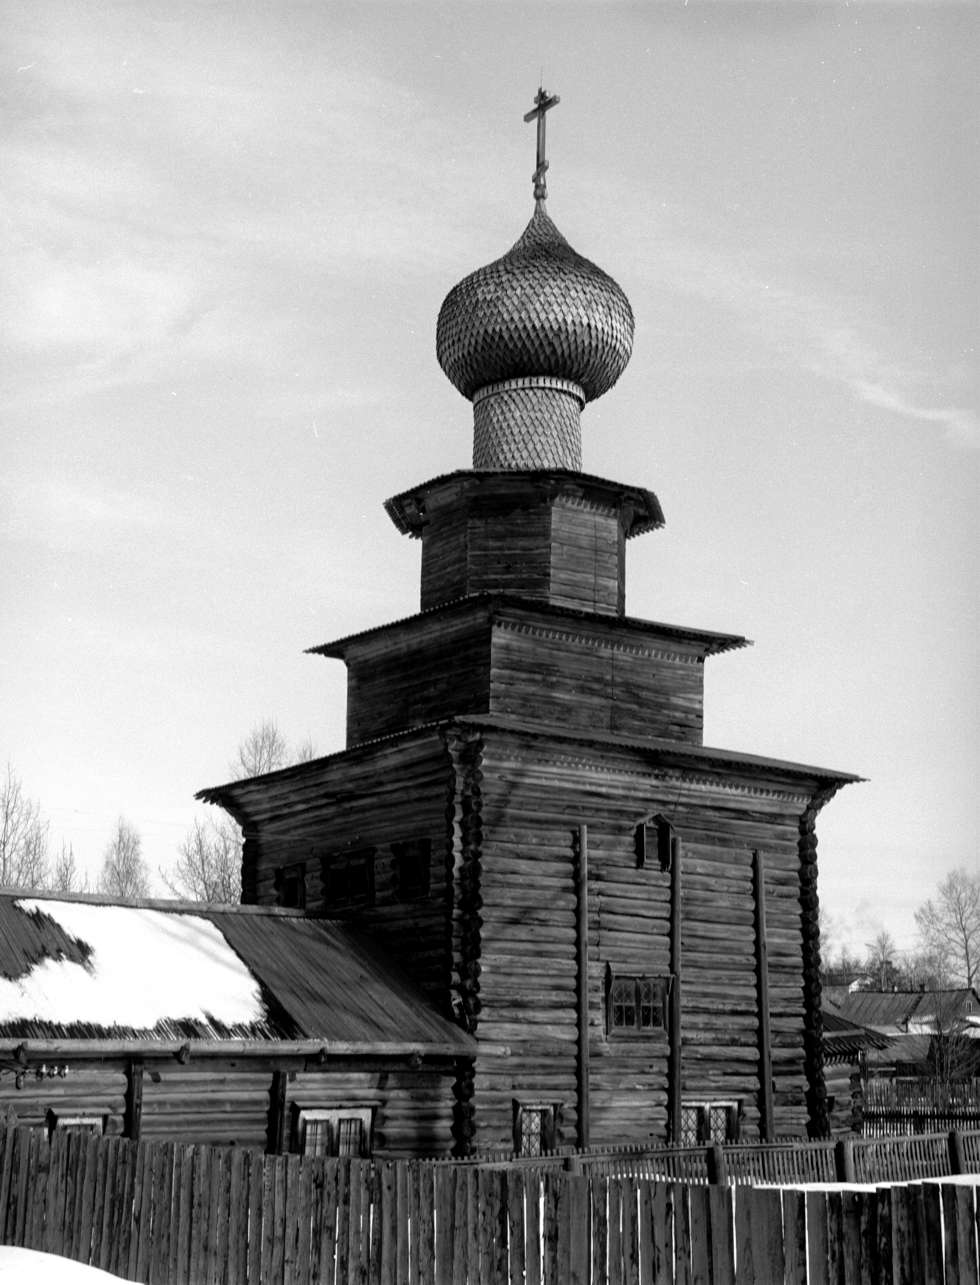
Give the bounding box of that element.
[0,1064,127,1135]
[549,497,624,615]
[344,615,492,746]
[286,1065,456,1158]
[461,728,818,1150]
[489,617,706,744]
[245,733,455,1002]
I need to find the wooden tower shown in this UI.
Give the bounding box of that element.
[200,92,858,1155]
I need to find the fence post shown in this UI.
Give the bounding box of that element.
[948,1130,966,1175]
[834,1138,855,1183]
[563,1155,585,1175]
[706,1144,728,1186]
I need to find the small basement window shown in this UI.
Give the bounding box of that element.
[321,850,375,910]
[513,1100,561,1157]
[679,1101,741,1146]
[392,838,431,900]
[296,1108,373,1158]
[606,971,666,1035]
[274,862,306,909]
[46,1112,105,1138]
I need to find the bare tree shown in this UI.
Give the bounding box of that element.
[915,868,980,988]
[231,720,316,779]
[98,818,150,899]
[0,762,50,888]
[51,841,88,894]
[164,816,241,903]
[865,929,898,991]
[232,719,289,778]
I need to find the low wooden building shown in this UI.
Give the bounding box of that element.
[199,119,859,1153]
[0,891,472,1157]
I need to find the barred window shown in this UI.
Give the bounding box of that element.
[513,1101,560,1157]
[607,972,666,1035]
[679,1101,741,1146]
[296,1108,372,1158]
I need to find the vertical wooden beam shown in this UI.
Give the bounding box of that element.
[124,1059,144,1141]
[268,1069,288,1155]
[753,849,775,1141]
[668,834,683,1143]
[575,824,591,1150]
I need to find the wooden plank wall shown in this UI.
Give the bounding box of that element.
[470,731,813,1150]
[248,733,454,1000]
[3,1123,979,1284]
[548,499,623,615]
[489,619,706,743]
[343,615,493,746]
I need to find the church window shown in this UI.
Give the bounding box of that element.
[274,862,306,909]
[392,838,431,900]
[296,1108,373,1158]
[513,1100,560,1156]
[606,971,666,1034]
[635,814,674,871]
[322,850,375,910]
[679,1100,741,1146]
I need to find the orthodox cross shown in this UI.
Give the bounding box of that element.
[524,87,560,202]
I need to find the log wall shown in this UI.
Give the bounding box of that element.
[0,1064,126,1136]
[140,1063,270,1149]
[286,1064,456,1158]
[462,729,817,1151]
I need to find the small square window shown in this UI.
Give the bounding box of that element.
[679,1101,741,1146]
[607,970,666,1035]
[321,850,375,910]
[46,1112,104,1139]
[295,1108,372,1157]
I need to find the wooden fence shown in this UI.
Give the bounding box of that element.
[864,1079,980,1137]
[2,1124,980,1283]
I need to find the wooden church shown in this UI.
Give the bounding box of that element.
[198,91,859,1158]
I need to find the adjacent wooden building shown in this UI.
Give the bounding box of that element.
[0,892,471,1157]
[198,165,859,1154]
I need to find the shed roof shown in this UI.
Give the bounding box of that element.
[822,1008,890,1058]
[835,989,980,1032]
[0,893,472,1057]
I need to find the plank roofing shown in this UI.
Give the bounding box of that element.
[835,989,980,1032]
[0,893,472,1055]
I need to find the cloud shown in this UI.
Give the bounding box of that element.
[641,236,978,450]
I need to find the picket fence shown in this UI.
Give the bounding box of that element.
[2,1124,980,1283]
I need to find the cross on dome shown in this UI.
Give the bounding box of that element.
[523,87,560,203]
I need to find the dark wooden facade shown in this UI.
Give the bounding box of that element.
[0,894,470,1158]
[202,468,858,1154]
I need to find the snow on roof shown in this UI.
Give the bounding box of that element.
[0,899,265,1034]
[0,894,475,1054]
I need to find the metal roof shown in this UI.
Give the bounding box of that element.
[0,894,472,1056]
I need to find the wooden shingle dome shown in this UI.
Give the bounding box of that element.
[436,204,634,404]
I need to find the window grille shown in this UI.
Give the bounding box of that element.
[296,1108,372,1157]
[606,970,666,1034]
[513,1101,560,1156]
[679,1101,741,1146]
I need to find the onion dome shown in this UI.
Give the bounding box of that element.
[436,204,634,471]
[436,204,634,404]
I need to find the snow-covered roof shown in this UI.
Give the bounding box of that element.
[0,894,472,1056]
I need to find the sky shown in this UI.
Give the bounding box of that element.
[1,1,976,961]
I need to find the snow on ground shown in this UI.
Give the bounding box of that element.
[0,899,264,1030]
[0,1247,125,1281]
